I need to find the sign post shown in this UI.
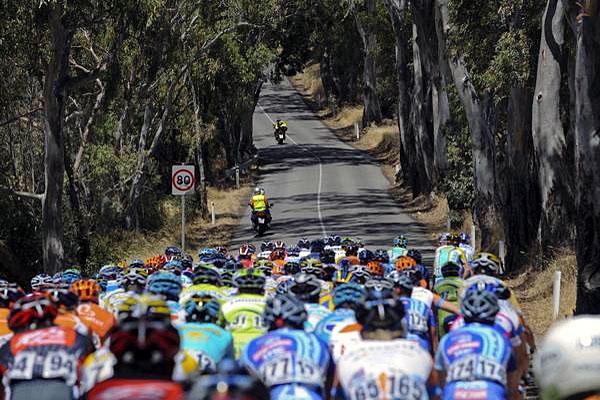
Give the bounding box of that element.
[172,165,195,252]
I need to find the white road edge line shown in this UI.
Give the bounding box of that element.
[257,102,328,237]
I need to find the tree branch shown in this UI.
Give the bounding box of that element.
[0,187,44,201]
[0,108,43,127]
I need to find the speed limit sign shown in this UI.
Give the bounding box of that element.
[172,165,195,195]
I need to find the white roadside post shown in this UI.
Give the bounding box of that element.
[498,240,506,274]
[354,122,360,141]
[553,271,562,320]
[172,165,196,252]
[470,224,476,250]
[211,202,216,225]
[235,165,240,189]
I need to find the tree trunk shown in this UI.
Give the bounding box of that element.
[354,0,383,128]
[573,1,600,314]
[383,0,419,193]
[436,0,499,248]
[504,87,541,272]
[42,7,73,273]
[410,23,434,194]
[532,0,574,248]
[189,74,208,219]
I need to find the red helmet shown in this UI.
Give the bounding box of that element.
[239,243,255,258]
[274,240,286,250]
[8,292,58,332]
[269,249,286,261]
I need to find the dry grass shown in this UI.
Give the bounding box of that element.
[290,62,327,106]
[112,185,251,263]
[506,249,577,336]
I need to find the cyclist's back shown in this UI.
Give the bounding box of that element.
[433,245,468,284]
[221,292,266,358]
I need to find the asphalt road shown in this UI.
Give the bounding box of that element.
[230,79,432,258]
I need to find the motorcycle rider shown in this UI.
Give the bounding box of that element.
[0,293,94,400]
[249,187,271,229]
[241,293,331,400]
[273,119,287,142]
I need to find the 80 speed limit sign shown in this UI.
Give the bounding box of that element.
[172,165,195,195]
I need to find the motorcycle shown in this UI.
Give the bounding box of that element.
[251,204,273,236]
[275,127,287,145]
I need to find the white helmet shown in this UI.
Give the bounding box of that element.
[254,186,261,195]
[533,315,600,399]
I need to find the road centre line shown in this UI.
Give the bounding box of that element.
[257,103,328,237]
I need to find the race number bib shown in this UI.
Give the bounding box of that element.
[42,350,77,384]
[258,355,322,387]
[408,312,428,333]
[188,350,216,373]
[351,374,425,400]
[7,351,36,381]
[446,354,506,385]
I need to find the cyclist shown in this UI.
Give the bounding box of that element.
[219,268,267,358]
[43,284,90,337]
[534,316,600,400]
[433,261,464,338]
[96,264,123,303]
[242,293,331,400]
[289,272,331,332]
[436,288,519,400]
[103,267,148,313]
[395,273,438,354]
[389,234,409,262]
[147,271,184,326]
[433,232,470,285]
[179,296,234,373]
[180,265,227,305]
[407,248,431,286]
[238,243,255,269]
[69,279,116,345]
[83,295,189,399]
[458,232,474,262]
[0,282,23,346]
[0,293,94,399]
[336,287,436,399]
[404,267,460,315]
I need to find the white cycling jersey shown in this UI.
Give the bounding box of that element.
[337,339,432,400]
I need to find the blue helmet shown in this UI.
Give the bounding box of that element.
[357,287,405,332]
[163,260,183,275]
[358,249,374,264]
[461,288,499,324]
[147,271,182,301]
[99,265,122,280]
[198,248,218,262]
[193,266,222,286]
[61,269,81,285]
[374,249,390,263]
[264,293,307,330]
[459,232,471,244]
[165,246,183,257]
[393,235,408,248]
[129,259,145,269]
[333,283,366,308]
[184,297,221,323]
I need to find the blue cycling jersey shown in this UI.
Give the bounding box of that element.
[313,309,356,344]
[241,328,330,400]
[178,322,234,373]
[435,322,516,400]
[304,303,332,333]
[401,297,435,351]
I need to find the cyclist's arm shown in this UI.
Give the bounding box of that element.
[433,293,459,314]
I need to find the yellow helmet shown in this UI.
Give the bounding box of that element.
[472,252,502,275]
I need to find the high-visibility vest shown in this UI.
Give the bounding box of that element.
[251,194,267,211]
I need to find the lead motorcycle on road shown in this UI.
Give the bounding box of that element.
[274,126,286,145]
[251,205,273,236]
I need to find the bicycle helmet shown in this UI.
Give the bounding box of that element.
[0,282,24,308]
[193,266,222,286]
[286,246,301,257]
[344,243,359,256]
[163,259,183,275]
[269,249,286,261]
[395,255,417,271]
[120,267,148,291]
[393,273,414,294]
[356,287,405,332]
[238,244,254,258]
[297,238,311,250]
[165,246,183,257]
[533,316,600,400]
[215,245,228,255]
[310,239,325,254]
[147,272,182,301]
[440,261,461,278]
[300,258,323,278]
[350,265,372,284]
[264,293,308,330]
[219,270,234,286]
[99,264,123,281]
[222,259,244,273]
[232,268,265,293]
[30,273,50,291]
[180,254,194,270]
[402,268,423,286]
[289,273,321,303]
[9,292,58,332]
[129,259,145,269]
[254,259,274,276]
[332,283,366,308]
[393,235,408,248]
[284,261,301,275]
[447,232,461,246]
[358,249,374,264]
[69,279,100,303]
[184,296,221,323]
[471,252,502,276]
[459,232,471,244]
[374,249,390,263]
[260,241,274,252]
[273,240,286,250]
[367,261,385,277]
[438,232,450,245]
[61,268,81,285]
[406,249,423,265]
[460,288,499,324]
[364,277,395,292]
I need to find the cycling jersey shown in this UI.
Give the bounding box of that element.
[434,277,463,338]
[242,328,330,400]
[337,339,433,400]
[178,322,234,373]
[219,293,267,358]
[54,310,90,337]
[388,246,408,262]
[304,303,332,333]
[76,303,116,344]
[86,379,184,400]
[0,325,94,390]
[313,309,356,345]
[459,243,474,263]
[328,323,362,362]
[436,322,516,400]
[400,297,435,351]
[0,308,12,347]
[433,245,469,284]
